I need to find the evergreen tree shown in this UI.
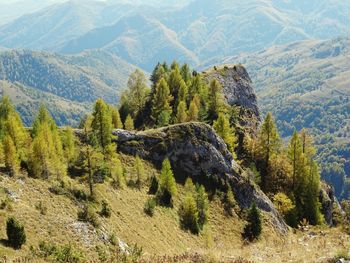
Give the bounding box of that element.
[3,135,20,176]
[32,105,56,137]
[184,177,196,193]
[135,155,145,190]
[110,106,123,129]
[288,131,305,193]
[177,80,188,104]
[124,114,134,131]
[213,113,237,154]
[176,101,188,123]
[91,99,113,152]
[168,67,183,105]
[150,63,167,88]
[152,78,173,126]
[225,185,237,216]
[0,140,3,165]
[6,217,26,249]
[188,98,199,121]
[157,158,177,206]
[257,113,281,191]
[243,203,262,241]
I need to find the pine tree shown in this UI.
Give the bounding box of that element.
[124,114,134,131]
[157,158,177,206]
[152,78,173,126]
[176,101,188,123]
[213,113,237,154]
[135,155,145,190]
[188,98,199,121]
[257,112,281,191]
[3,135,20,176]
[243,202,262,241]
[91,99,113,152]
[110,106,123,129]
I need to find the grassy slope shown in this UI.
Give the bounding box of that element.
[0,155,349,262]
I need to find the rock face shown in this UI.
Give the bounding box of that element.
[203,65,260,120]
[319,182,343,226]
[113,122,288,234]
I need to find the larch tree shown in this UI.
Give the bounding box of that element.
[213,113,237,154]
[157,158,177,206]
[207,79,225,122]
[91,99,113,153]
[180,63,191,84]
[3,135,20,176]
[110,106,123,129]
[152,78,173,126]
[62,127,77,167]
[124,114,134,131]
[188,98,199,121]
[176,101,188,123]
[257,112,281,191]
[126,69,149,117]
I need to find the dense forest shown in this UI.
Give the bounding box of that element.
[0,61,350,261]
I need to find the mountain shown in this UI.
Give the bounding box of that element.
[0,49,136,126]
[208,37,350,199]
[1,0,350,71]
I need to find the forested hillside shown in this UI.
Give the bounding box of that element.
[211,38,350,199]
[0,49,136,126]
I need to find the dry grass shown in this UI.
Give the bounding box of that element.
[0,155,349,262]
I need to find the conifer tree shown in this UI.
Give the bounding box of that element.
[157,158,177,206]
[225,185,237,215]
[91,99,113,152]
[135,155,145,190]
[176,101,188,123]
[188,97,199,121]
[168,67,183,104]
[150,63,167,88]
[62,127,76,167]
[213,113,237,154]
[180,63,191,83]
[179,192,199,234]
[32,105,56,136]
[152,78,173,126]
[288,131,305,193]
[110,106,123,129]
[243,202,262,241]
[126,69,149,116]
[6,217,26,249]
[0,140,4,165]
[257,112,281,191]
[3,135,20,176]
[208,79,225,121]
[196,185,209,230]
[177,80,188,104]
[124,114,134,131]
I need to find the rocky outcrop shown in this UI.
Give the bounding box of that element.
[113,122,288,234]
[319,182,344,226]
[203,65,260,120]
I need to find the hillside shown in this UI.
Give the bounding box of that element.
[0,49,136,126]
[1,0,350,70]
[209,38,350,199]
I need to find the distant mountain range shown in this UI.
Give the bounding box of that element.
[0,0,350,70]
[0,49,136,126]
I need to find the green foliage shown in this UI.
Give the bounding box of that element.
[3,135,20,176]
[213,113,237,154]
[179,191,199,234]
[62,127,77,167]
[224,185,237,216]
[207,79,225,121]
[99,200,112,218]
[152,78,173,126]
[243,203,262,241]
[176,101,188,123]
[77,205,100,228]
[157,158,177,206]
[144,197,156,216]
[6,217,26,249]
[196,185,209,230]
[91,98,113,151]
[148,174,159,195]
[110,106,123,129]
[35,241,85,262]
[124,114,134,131]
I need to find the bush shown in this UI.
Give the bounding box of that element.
[243,203,262,241]
[36,241,84,262]
[144,198,156,216]
[99,200,111,218]
[6,217,26,249]
[77,205,100,228]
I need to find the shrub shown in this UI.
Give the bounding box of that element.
[77,205,100,228]
[99,200,111,218]
[243,203,262,241]
[37,241,84,262]
[6,217,26,249]
[144,198,156,216]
